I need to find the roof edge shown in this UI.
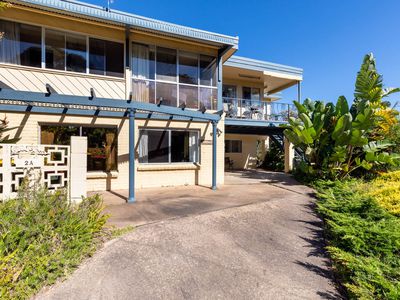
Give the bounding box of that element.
[9,0,239,48]
[225,55,303,78]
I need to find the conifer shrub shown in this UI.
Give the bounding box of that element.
[314,179,400,299]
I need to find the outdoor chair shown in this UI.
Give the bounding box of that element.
[225,157,234,170]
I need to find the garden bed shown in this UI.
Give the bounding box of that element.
[313,174,400,299]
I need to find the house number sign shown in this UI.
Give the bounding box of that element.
[10,145,48,169]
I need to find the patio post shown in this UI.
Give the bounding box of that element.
[212,121,218,190]
[128,108,136,203]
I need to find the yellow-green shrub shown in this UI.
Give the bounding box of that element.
[363,171,400,216]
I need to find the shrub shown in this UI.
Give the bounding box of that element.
[0,186,109,299]
[260,140,284,171]
[364,171,400,216]
[314,179,400,299]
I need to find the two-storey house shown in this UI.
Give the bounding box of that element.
[0,0,302,202]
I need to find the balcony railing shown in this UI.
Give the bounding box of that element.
[223,97,297,122]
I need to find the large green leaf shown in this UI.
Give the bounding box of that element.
[336,96,349,116]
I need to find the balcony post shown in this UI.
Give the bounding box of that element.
[216,51,224,111]
[125,25,131,100]
[212,120,218,190]
[128,108,136,203]
[297,81,301,102]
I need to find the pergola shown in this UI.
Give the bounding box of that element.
[0,87,222,203]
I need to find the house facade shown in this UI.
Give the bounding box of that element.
[0,0,302,201]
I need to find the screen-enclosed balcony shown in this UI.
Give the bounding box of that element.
[223,97,297,122]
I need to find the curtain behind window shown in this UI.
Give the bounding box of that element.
[189,131,199,163]
[138,130,149,163]
[132,44,150,102]
[0,20,20,65]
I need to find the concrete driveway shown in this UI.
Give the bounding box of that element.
[37,171,342,299]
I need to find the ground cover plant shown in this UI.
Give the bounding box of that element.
[0,185,109,299]
[314,178,400,299]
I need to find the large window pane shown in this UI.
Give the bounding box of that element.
[156,47,177,82]
[90,38,124,77]
[82,127,118,172]
[132,80,155,103]
[171,131,190,162]
[179,85,198,109]
[45,30,65,70]
[40,125,118,172]
[243,87,260,100]
[179,51,198,84]
[66,34,86,73]
[139,129,199,164]
[40,125,79,145]
[19,23,41,67]
[156,82,177,107]
[222,85,237,98]
[142,130,169,163]
[106,40,124,77]
[89,38,105,75]
[200,87,217,110]
[132,43,155,80]
[0,20,41,67]
[200,55,216,86]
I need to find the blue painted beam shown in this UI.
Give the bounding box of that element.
[0,88,220,122]
[0,103,212,122]
[128,108,135,203]
[212,121,217,190]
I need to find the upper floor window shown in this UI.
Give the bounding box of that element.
[89,38,124,77]
[0,20,41,67]
[222,85,237,99]
[46,29,87,73]
[243,86,260,101]
[0,19,124,78]
[132,42,217,110]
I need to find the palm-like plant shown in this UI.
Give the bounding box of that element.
[284,54,400,178]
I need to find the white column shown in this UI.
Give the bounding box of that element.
[70,136,87,203]
[284,137,295,173]
[2,145,11,199]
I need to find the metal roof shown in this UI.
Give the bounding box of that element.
[9,0,239,48]
[225,55,303,79]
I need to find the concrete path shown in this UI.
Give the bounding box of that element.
[37,171,342,300]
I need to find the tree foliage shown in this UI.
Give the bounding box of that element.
[284,54,400,179]
[0,117,20,144]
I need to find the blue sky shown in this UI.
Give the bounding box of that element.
[87,0,400,105]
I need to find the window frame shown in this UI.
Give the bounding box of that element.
[225,140,242,153]
[131,42,218,110]
[138,127,200,164]
[39,123,119,172]
[0,17,125,79]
